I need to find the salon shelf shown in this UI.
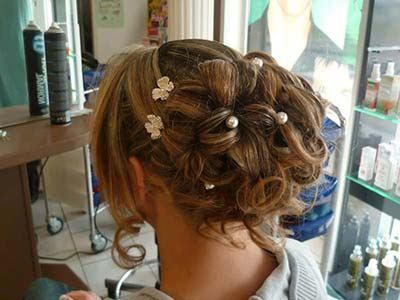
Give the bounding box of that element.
[329,270,400,300]
[347,175,400,219]
[347,175,400,206]
[368,46,400,52]
[354,106,400,124]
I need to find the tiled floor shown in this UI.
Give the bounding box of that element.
[32,198,325,298]
[32,198,158,298]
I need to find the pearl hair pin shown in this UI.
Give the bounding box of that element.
[251,57,264,68]
[226,115,239,129]
[277,112,288,125]
[205,183,215,190]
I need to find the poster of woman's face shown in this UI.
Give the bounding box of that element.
[248,0,363,118]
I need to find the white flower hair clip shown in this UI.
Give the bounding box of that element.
[152,76,174,101]
[144,114,164,140]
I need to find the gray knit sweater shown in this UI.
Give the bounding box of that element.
[129,239,327,300]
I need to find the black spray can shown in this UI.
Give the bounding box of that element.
[23,21,48,115]
[45,22,71,125]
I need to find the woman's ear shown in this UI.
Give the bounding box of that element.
[128,156,146,203]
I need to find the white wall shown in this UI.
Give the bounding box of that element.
[91,0,147,63]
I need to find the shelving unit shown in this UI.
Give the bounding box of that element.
[354,106,400,124]
[327,0,400,299]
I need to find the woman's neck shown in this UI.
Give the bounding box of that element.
[267,0,312,70]
[153,206,277,300]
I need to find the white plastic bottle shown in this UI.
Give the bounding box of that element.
[374,144,395,190]
[358,146,377,181]
[385,61,395,76]
[390,140,400,186]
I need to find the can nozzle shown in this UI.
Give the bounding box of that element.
[365,258,379,276]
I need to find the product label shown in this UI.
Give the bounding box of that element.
[363,82,379,109]
[376,76,400,115]
[378,265,394,295]
[347,258,361,289]
[374,160,394,190]
[32,33,44,55]
[35,57,48,106]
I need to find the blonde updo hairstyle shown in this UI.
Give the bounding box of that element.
[92,39,327,268]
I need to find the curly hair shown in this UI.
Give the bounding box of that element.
[91,39,327,268]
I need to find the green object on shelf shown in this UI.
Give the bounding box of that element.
[354,106,400,124]
[327,284,345,299]
[346,175,400,206]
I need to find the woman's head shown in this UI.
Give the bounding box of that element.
[92,39,327,267]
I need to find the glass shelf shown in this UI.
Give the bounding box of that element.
[368,46,400,52]
[346,175,400,207]
[354,106,400,124]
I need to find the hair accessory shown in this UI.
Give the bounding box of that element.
[144,114,164,140]
[152,76,174,101]
[0,130,9,141]
[277,112,288,125]
[204,183,215,190]
[251,57,264,68]
[225,115,239,129]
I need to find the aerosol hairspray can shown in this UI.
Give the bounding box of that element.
[361,258,379,300]
[44,22,71,125]
[377,253,396,295]
[23,21,48,115]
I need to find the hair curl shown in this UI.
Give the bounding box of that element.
[91,39,327,269]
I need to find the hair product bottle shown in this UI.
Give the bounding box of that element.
[363,63,381,109]
[390,141,400,186]
[341,216,360,269]
[379,235,393,268]
[392,235,400,251]
[358,148,377,181]
[392,251,400,290]
[22,21,48,116]
[347,245,363,289]
[374,144,395,191]
[377,253,396,295]
[358,213,371,251]
[364,239,379,267]
[361,258,379,300]
[377,61,400,116]
[44,22,71,125]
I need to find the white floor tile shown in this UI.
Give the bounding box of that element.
[67,256,89,285]
[132,231,158,262]
[32,198,65,229]
[63,203,116,234]
[138,222,155,234]
[72,230,113,265]
[62,204,91,233]
[36,226,75,257]
[83,257,157,297]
